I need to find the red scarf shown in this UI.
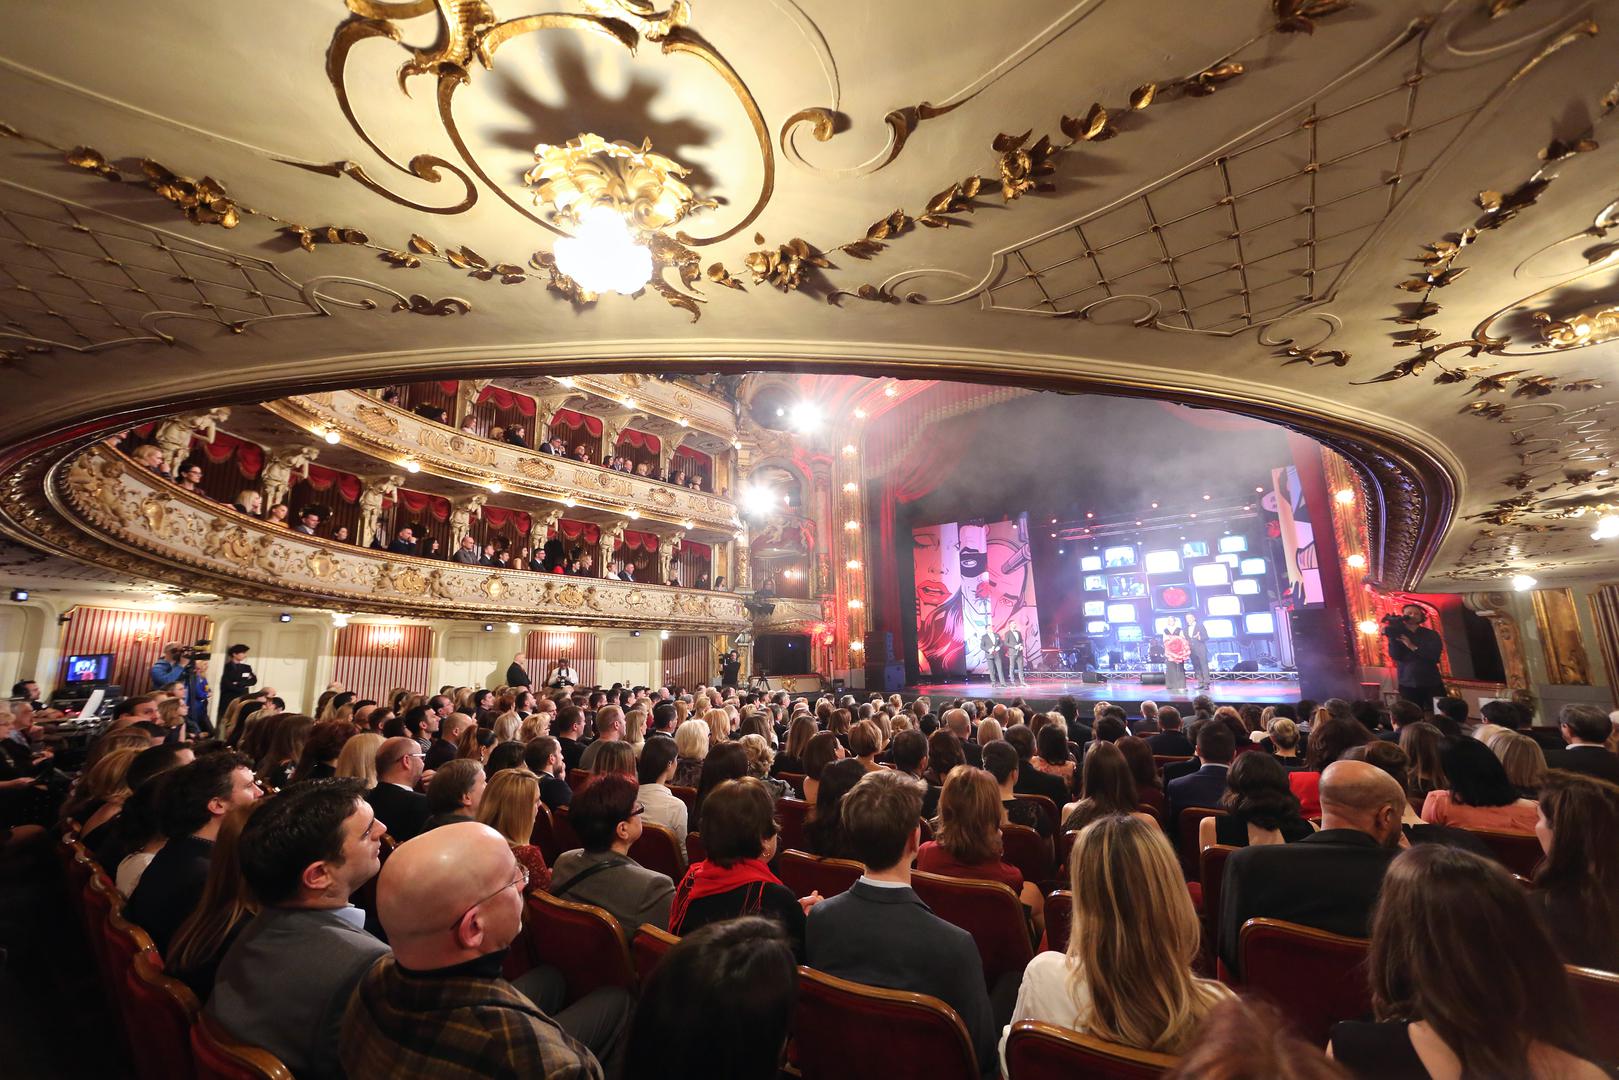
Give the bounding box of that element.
[668,857,782,933]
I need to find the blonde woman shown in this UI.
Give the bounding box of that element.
[999,814,1232,1071]
[491,710,523,744]
[673,718,710,789]
[519,711,550,742]
[335,732,386,790]
[1488,729,1548,799]
[704,707,732,750]
[674,698,690,725]
[624,708,647,754]
[476,766,551,895]
[74,749,140,837]
[977,718,1004,746]
[740,733,787,801]
[156,697,189,738]
[165,801,261,998]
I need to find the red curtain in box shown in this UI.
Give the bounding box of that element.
[334,624,434,702]
[471,385,538,444]
[669,445,711,489]
[473,504,534,558]
[476,385,537,416]
[399,380,458,419]
[554,519,601,545]
[57,605,214,696]
[661,634,712,690]
[288,464,363,541]
[611,529,660,579]
[384,489,453,555]
[550,409,603,463]
[616,428,661,473]
[677,539,712,588]
[178,430,264,504]
[525,630,599,688]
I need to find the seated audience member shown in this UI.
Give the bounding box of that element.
[635,735,689,859]
[1030,723,1076,788]
[1002,815,1233,1070]
[126,751,261,954]
[577,706,626,772]
[668,778,821,955]
[1166,998,1354,1080]
[588,741,637,782]
[1062,741,1151,831]
[739,733,788,801]
[917,765,1044,927]
[625,917,797,1080]
[366,737,431,842]
[426,712,474,771]
[1291,714,1375,818]
[1329,845,1603,1080]
[86,744,193,866]
[1532,770,1619,971]
[671,718,710,790]
[1005,723,1068,809]
[1487,729,1548,799]
[848,719,884,771]
[1542,704,1619,783]
[524,736,573,810]
[1379,699,1425,744]
[335,732,386,790]
[165,802,259,1000]
[553,707,588,772]
[799,730,846,804]
[550,775,675,943]
[1167,722,1235,825]
[806,770,997,1076]
[1117,735,1166,819]
[1267,717,1305,767]
[65,748,140,839]
[942,707,983,767]
[772,715,815,779]
[1433,695,1471,736]
[888,728,929,782]
[1338,743,1491,855]
[476,766,552,896]
[984,741,1048,836]
[257,713,313,790]
[1220,760,1404,977]
[1200,751,1314,850]
[1421,736,1539,834]
[695,742,749,818]
[209,780,390,1078]
[423,758,486,830]
[340,821,629,1079]
[803,758,866,858]
[486,740,528,776]
[295,721,356,782]
[1147,706,1196,758]
[1398,721,1447,798]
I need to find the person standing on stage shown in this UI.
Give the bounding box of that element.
[1183,613,1210,688]
[1163,623,1190,693]
[1003,625,1026,685]
[980,630,1006,686]
[1384,604,1445,707]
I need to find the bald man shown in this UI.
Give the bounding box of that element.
[1218,759,1405,977]
[941,708,982,767]
[340,822,629,1080]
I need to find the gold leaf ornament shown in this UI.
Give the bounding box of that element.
[66,145,121,180]
[1130,84,1157,110]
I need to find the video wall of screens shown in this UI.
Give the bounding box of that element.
[1073,528,1282,668]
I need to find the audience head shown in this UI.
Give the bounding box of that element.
[1221,752,1302,829]
[1339,740,1410,794]
[738,733,774,780]
[1093,715,1127,744]
[696,742,749,812]
[1116,735,1157,792]
[1035,723,1070,767]
[1158,706,1183,732]
[801,731,843,780]
[476,767,542,848]
[160,750,260,838]
[1266,717,1300,752]
[1365,844,1586,1076]
[674,718,710,763]
[426,758,486,818]
[1003,723,1036,762]
[808,758,867,849]
[485,740,527,776]
[698,778,778,867]
[334,732,386,789]
[570,774,642,854]
[523,736,562,778]
[1317,759,1405,846]
[1487,730,1546,796]
[1558,703,1612,746]
[1162,998,1352,1080]
[981,739,1019,788]
[1072,741,1138,820]
[1435,696,1470,730]
[238,778,381,906]
[924,730,965,782]
[839,769,925,873]
[592,740,638,780]
[1305,714,1373,772]
[1439,735,1520,808]
[375,821,526,970]
[888,729,928,775]
[376,736,425,786]
[637,734,679,786]
[1195,722,1235,765]
[934,766,1002,864]
[848,719,882,759]
[624,917,798,1080]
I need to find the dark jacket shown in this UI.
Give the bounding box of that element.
[387,538,418,556]
[538,773,572,810]
[424,738,460,773]
[1219,828,1397,976]
[1167,763,1231,824]
[367,783,432,843]
[505,662,531,688]
[1542,745,1619,785]
[220,661,257,704]
[1147,730,1195,757]
[1387,625,1444,691]
[1012,763,1068,810]
[806,881,997,1077]
[125,833,214,956]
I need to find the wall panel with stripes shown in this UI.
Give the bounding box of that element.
[524,630,599,688]
[661,634,713,691]
[333,624,434,702]
[58,606,214,695]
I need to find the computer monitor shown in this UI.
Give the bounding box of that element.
[1086,620,1109,634]
[63,653,113,684]
[1203,618,1236,638]
[1103,545,1136,568]
[1117,625,1144,642]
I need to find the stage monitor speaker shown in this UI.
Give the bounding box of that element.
[864,663,905,693]
[863,631,894,665]
[1233,659,1260,673]
[1140,673,1166,686]
[1289,606,1361,701]
[1082,668,1102,684]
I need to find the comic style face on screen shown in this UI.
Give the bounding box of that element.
[912,514,1042,677]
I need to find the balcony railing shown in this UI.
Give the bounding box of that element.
[263,391,740,535]
[60,445,750,630]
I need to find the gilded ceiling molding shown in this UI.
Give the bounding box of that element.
[28,444,750,630]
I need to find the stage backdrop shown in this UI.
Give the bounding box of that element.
[911,514,1042,678]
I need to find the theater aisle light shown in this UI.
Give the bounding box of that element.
[1511,574,1538,592]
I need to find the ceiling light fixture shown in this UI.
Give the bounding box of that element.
[1510,574,1537,592]
[403,459,420,473]
[788,400,824,433]
[740,486,776,517]
[1593,514,1619,541]
[322,428,341,445]
[549,210,654,293]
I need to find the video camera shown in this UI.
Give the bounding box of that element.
[176,638,212,663]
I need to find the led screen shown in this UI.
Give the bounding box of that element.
[1191,562,1231,587]
[909,514,1042,678]
[1182,541,1209,557]
[1206,594,1241,616]
[1233,578,1260,595]
[1108,574,1146,599]
[1215,553,1240,567]
[1080,555,1102,571]
[1106,603,1137,624]
[1155,583,1195,611]
[1103,545,1136,568]
[1117,625,1143,642]
[1204,618,1236,638]
[1083,600,1106,616]
[1144,549,1182,574]
[1245,612,1277,634]
[1087,620,1109,633]
[1218,535,1249,553]
[1240,557,1267,576]
[1084,574,1104,591]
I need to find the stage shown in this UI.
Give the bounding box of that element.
[903,676,1301,708]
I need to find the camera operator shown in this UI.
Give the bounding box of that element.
[150,640,214,737]
[1383,604,1445,707]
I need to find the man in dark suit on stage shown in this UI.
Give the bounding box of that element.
[1543,704,1619,784]
[1166,723,1234,825]
[1003,626,1025,685]
[980,630,1005,686]
[1219,759,1404,977]
[1184,613,1210,687]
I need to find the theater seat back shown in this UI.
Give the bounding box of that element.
[776,798,811,853]
[628,820,685,881]
[125,958,201,1080]
[1004,1019,1178,1079]
[1001,822,1053,890]
[190,1012,294,1080]
[776,849,863,900]
[1465,827,1544,878]
[1571,964,1619,1069]
[1176,807,1225,881]
[1042,890,1073,954]
[631,925,681,983]
[910,869,1034,989]
[1238,918,1370,1045]
[792,965,978,1080]
[521,890,637,1002]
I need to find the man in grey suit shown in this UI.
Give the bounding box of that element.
[806,770,998,1077]
[208,779,391,1079]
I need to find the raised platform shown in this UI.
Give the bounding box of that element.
[905,676,1302,707]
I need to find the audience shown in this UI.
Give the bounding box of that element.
[1531,770,1619,971]
[1166,998,1352,1080]
[365,736,431,842]
[1116,735,1166,819]
[981,740,1048,836]
[802,757,865,858]
[550,774,674,943]
[1328,844,1603,1079]
[1487,729,1547,799]
[1003,814,1232,1069]
[917,765,1044,929]
[1200,751,1314,849]
[1338,742,1492,855]
[1421,736,1538,833]
[1543,704,1619,783]
[634,736,688,859]
[208,780,390,1078]
[1147,706,1195,757]
[340,821,629,1078]
[1005,724,1068,809]
[1266,717,1304,767]
[1398,721,1446,798]
[671,719,709,789]
[1062,741,1151,831]
[799,731,845,803]
[523,736,572,809]
[1167,723,1235,824]
[165,800,259,999]
[423,758,486,830]
[475,766,551,895]
[806,769,997,1077]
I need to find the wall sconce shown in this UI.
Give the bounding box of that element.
[322,428,341,445]
[1356,620,1380,635]
[843,519,860,531]
[375,627,403,651]
[846,559,861,570]
[1345,554,1366,569]
[848,599,864,610]
[850,640,865,653]
[126,617,164,643]
[842,482,858,493]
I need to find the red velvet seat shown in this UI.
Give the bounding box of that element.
[792,965,979,1080]
[550,805,582,857]
[568,768,594,794]
[1571,964,1619,1068]
[125,954,201,1080]
[191,1012,293,1080]
[83,871,124,981]
[777,771,807,799]
[521,890,637,1003]
[629,820,685,881]
[1054,829,1079,881]
[910,869,1034,989]
[1153,754,1192,773]
[531,803,561,863]
[1002,822,1054,890]
[1013,794,1059,836]
[776,798,811,853]
[776,849,863,900]
[1197,844,1237,929]
[1238,918,1371,1045]
[631,924,681,983]
[1042,890,1072,953]
[685,830,706,864]
[668,784,698,817]
[1176,807,1225,881]
[1004,1018,1178,1079]
[1465,827,1543,878]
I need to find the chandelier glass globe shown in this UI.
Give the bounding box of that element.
[553,207,652,295]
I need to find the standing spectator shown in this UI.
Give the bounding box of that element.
[1384,604,1445,708]
[219,645,256,717]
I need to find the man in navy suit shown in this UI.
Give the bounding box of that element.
[1543,704,1619,784]
[807,770,998,1077]
[1166,723,1234,826]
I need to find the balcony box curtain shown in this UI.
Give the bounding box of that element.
[615,427,661,472]
[182,429,264,503]
[473,385,538,444]
[554,519,601,545]
[550,408,603,462]
[399,380,459,418]
[670,445,712,484]
[677,539,712,587]
[289,464,363,539]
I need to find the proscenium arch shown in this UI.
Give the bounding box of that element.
[0,344,1456,595]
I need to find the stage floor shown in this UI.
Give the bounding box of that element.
[905,678,1301,707]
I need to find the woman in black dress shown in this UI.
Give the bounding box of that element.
[1198,751,1315,851]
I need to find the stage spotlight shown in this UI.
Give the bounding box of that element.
[1357,619,1380,635]
[1346,554,1367,569]
[787,400,824,433]
[278,613,292,623]
[740,486,776,518]
[1057,548,1065,554]
[1202,494,1211,501]
[1511,574,1537,592]
[9,589,27,602]
[1335,488,1355,504]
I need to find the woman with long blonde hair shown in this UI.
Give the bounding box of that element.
[476,766,551,895]
[704,707,732,749]
[999,814,1231,1069]
[165,801,261,999]
[335,732,386,790]
[491,710,523,744]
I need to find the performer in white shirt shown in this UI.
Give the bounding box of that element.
[546,658,579,689]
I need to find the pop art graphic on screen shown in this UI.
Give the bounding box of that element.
[912,515,1042,677]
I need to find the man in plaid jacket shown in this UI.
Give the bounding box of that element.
[340,821,628,1079]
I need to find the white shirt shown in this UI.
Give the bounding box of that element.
[637,782,689,858]
[116,850,157,897]
[548,666,578,686]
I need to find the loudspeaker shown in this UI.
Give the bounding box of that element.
[1108,650,1123,668]
[1140,673,1166,686]
[864,662,906,693]
[863,631,894,665]
[1289,606,1360,701]
[1082,668,1102,684]
[1233,659,1260,673]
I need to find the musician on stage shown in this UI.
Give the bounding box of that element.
[545,657,579,690]
[1003,625,1026,685]
[980,629,1006,686]
[1163,623,1190,693]
[1183,613,1210,687]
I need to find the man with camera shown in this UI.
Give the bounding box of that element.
[1383,605,1445,707]
[151,640,215,737]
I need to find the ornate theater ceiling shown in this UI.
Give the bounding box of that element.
[4,0,1619,593]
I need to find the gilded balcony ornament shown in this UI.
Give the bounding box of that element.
[355,405,401,436]
[517,459,558,481]
[306,549,337,580]
[1533,307,1619,349]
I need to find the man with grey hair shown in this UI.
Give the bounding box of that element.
[1543,704,1619,784]
[1218,759,1405,977]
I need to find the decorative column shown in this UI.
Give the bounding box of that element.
[1464,592,1530,691]
[449,494,487,553]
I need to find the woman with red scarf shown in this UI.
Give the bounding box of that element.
[1163,622,1190,693]
[668,778,821,958]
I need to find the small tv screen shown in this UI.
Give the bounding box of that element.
[1083,574,1105,591]
[1108,574,1146,599]
[1207,594,1241,617]
[64,653,113,683]
[1240,557,1267,576]
[1086,620,1109,634]
[1245,612,1277,634]
[1218,535,1249,554]
[1117,625,1144,642]
[1192,563,1230,587]
[1106,603,1137,624]
[1233,578,1260,595]
[1204,618,1236,638]
[1103,545,1136,568]
[1083,600,1106,617]
[1080,555,1102,572]
[1181,541,1209,557]
[1215,553,1240,567]
[1156,583,1195,611]
[1144,549,1182,575]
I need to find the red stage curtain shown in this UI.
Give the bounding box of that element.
[551,408,603,437]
